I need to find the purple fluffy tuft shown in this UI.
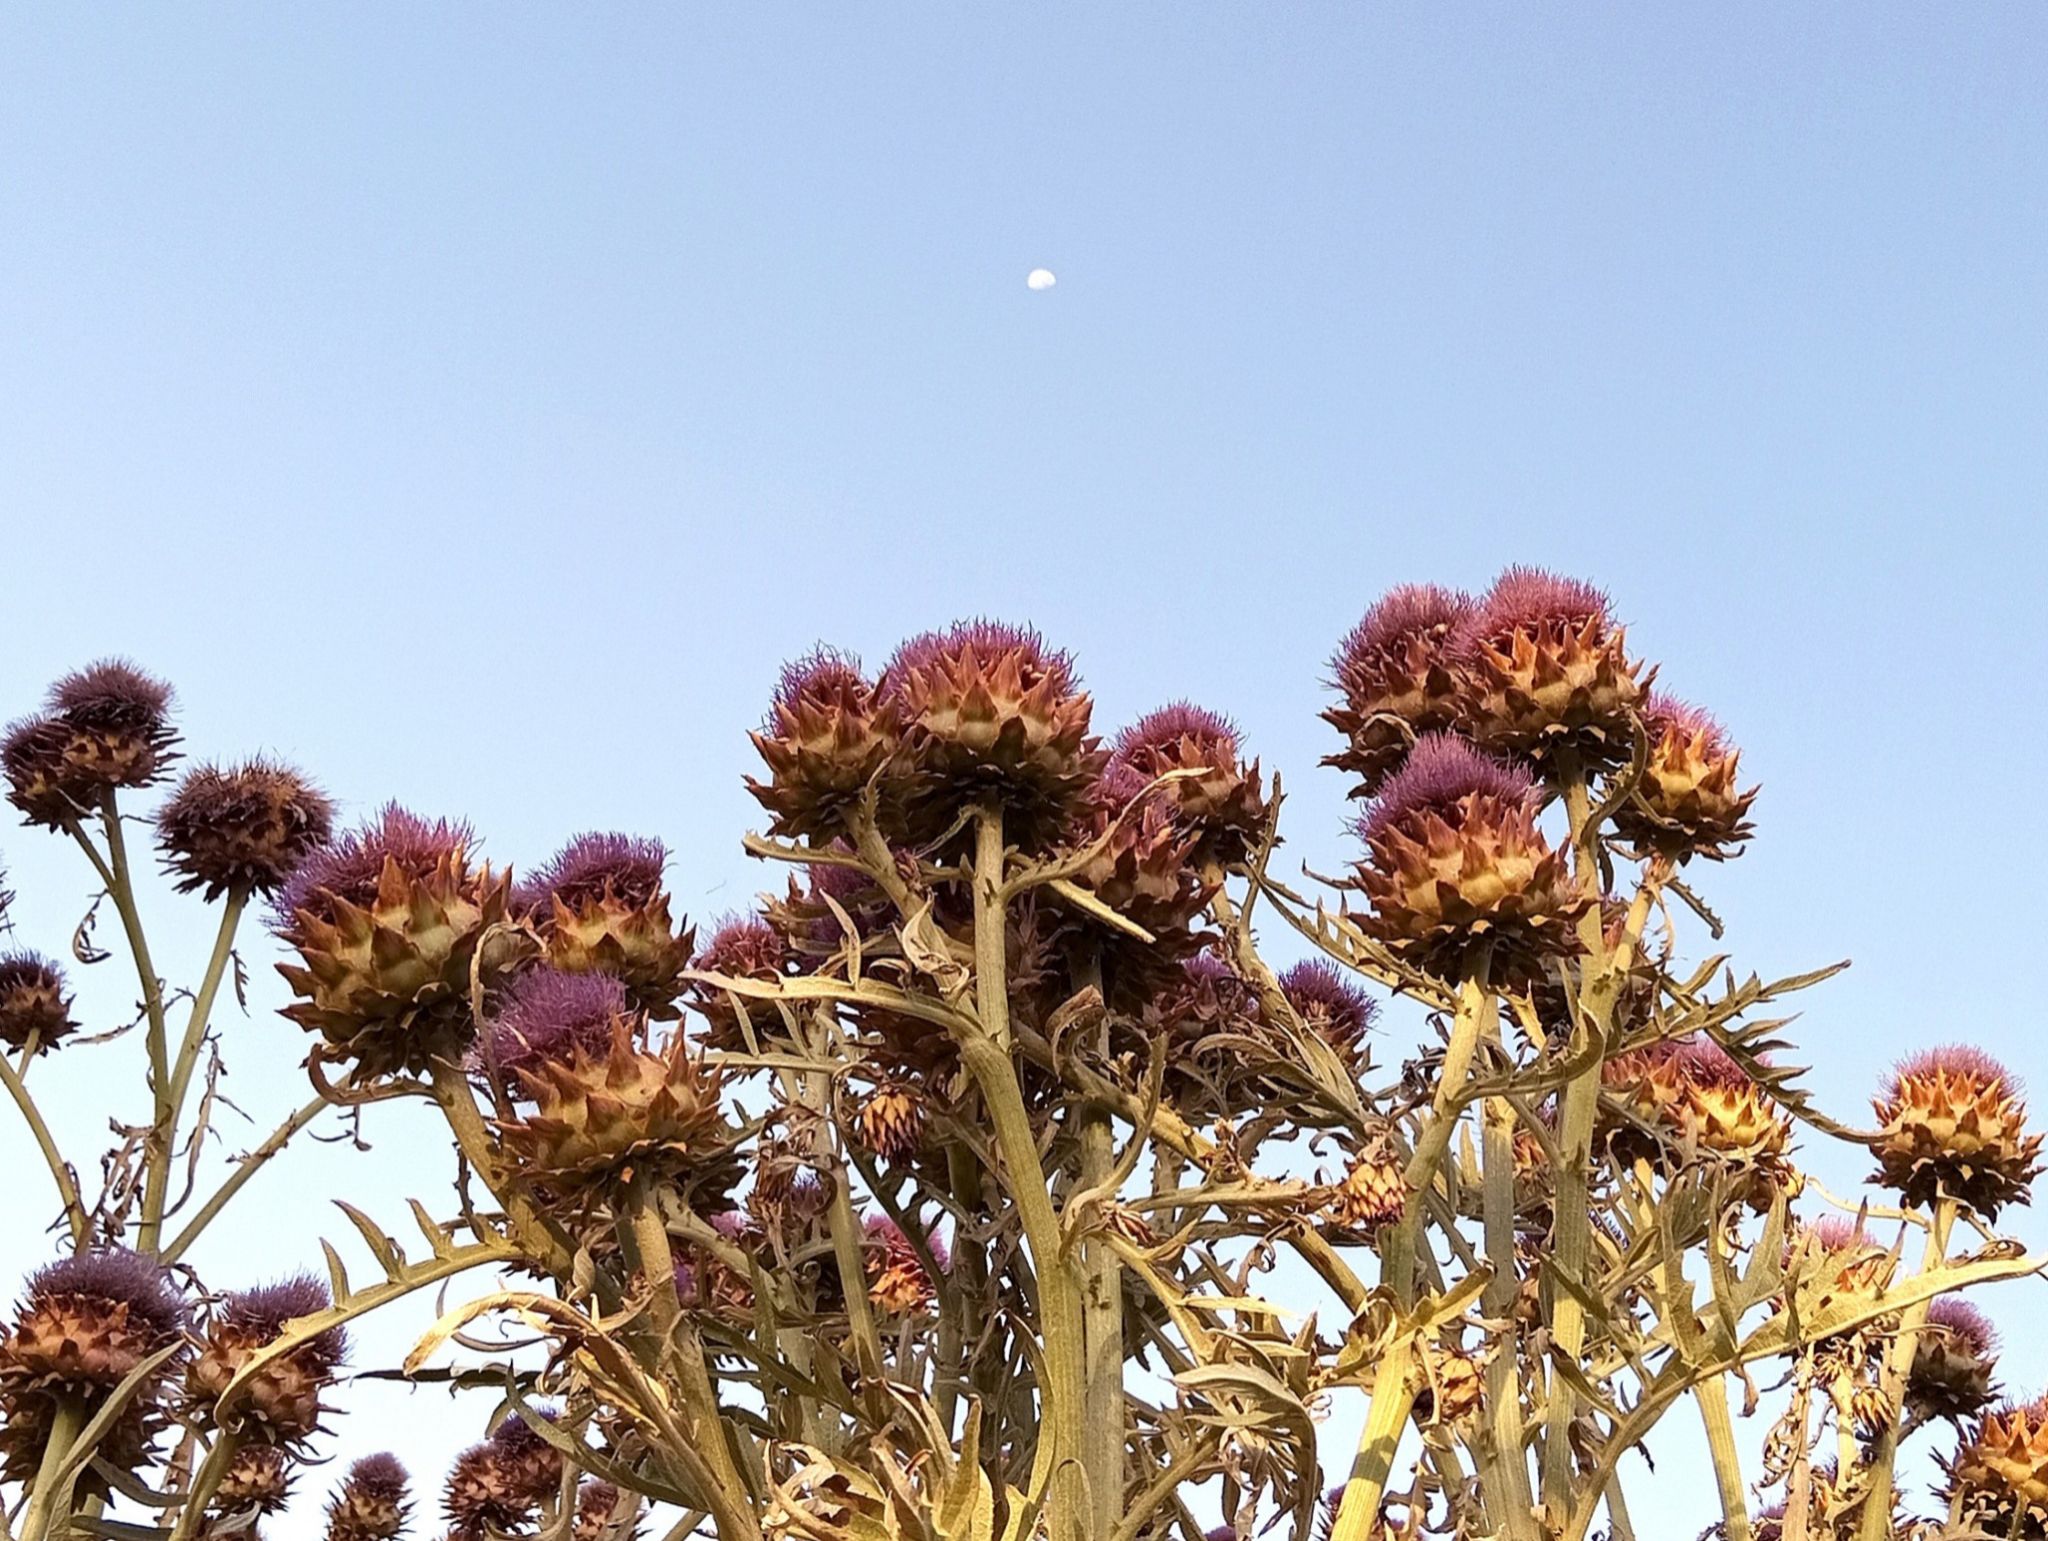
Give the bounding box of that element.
[28,1247,187,1337]
[1352,733,1535,844]
[47,659,175,725]
[1889,1045,2018,1097]
[881,620,1075,696]
[1454,567,1611,657]
[523,832,666,912]
[1112,703,1239,762]
[343,1452,410,1499]
[219,1274,347,1370]
[270,804,471,933]
[1331,584,1473,675]
[1278,959,1378,1042]
[489,968,627,1077]
[768,646,871,721]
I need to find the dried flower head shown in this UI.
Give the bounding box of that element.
[855,1082,928,1163]
[1110,702,1266,863]
[1601,1038,1791,1191]
[1324,1150,1408,1240]
[2,664,180,824]
[486,967,631,1084]
[272,805,523,1078]
[1324,584,1474,796]
[1943,1394,2048,1536]
[1910,1297,2002,1423]
[325,1453,412,1541]
[748,646,905,841]
[864,1217,945,1315]
[1062,765,1211,1008]
[1452,567,1646,770]
[156,757,335,900]
[186,1274,346,1443]
[881,620,1103,851]
[689,914,791,1051]
[444,1440,536,1535]
[521,832,691,1016]
[0,951,77,1056]
[1351,734,1582,981]
[576,1478,639,1541]
[1611,694,1756,862]
[213,1442,296,1516]
[1872,1046,2042,1219]
[488,1408,565,1503]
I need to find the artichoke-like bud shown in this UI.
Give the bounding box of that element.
[1792,1218,1898,1322]
[747,648,904,841]
[325,1453,412,1541]
[0,1249,186,1483]
[1351,734,1584,982]
[156,758,335,901]
[864,1217,945,1316]
[214,1442,295,1516]
[0,951,78,1057]
[855,1082,927,1163]
[1602,1039,1792,1194]
[498,1017,739,1204]
[673,1212,760,1320]
[881,620,1104,852]
[1324,1151,1408,1240]
[186,1275,345,1444]
[1452,568,1646,772]
[2,662,178,827]
[1323,585,1474,797]
[688,915,791,1052]
[443,1441,536,1536]
[1871,1047,2042,1220]
[1277,959,1377,1068]
[1109,703,1266,865]
[1909,1298,2001,1424]
[1942,1395,2048,1537]
[1136,955,1264,1120]
[1412,1340,1483,1426]
[487,1411,565,1507]
[1064,765,1211,1002]
[748,1148,831,1232]
[761,858,895,962]
[1610,694,1756,862]
[272,806,523,1078]
[521,833,692,1017]
[575,1478,640,1541]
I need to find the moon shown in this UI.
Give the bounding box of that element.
[1026,268,1057,291]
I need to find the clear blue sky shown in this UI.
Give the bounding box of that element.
[3,8,2045,1533]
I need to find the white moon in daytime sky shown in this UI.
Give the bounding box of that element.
[1026,268,1057,291]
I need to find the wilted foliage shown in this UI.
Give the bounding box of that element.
[0,573,2042,1541]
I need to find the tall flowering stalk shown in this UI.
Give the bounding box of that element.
[3,581,2043,1541]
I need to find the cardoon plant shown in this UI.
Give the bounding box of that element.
[2,580,2042,1541]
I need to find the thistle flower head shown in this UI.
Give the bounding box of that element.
[1872,1045,2042,1218]
[864,1216,945,1314]
[1612,692,1756,861]
[881,620,1075,698]
[1930,1296,2001,1357]
[1113,703,1238,765]
[325,1454,411,1541]
[47,659,174,725]
[0,662,182,813]
[1109,703,1265,861]
[770,646,871,721]
[156,757,336,900]
[215,1275,347,1373]
[488,967,630,1080]
[345,1452,408,1498]
[27,1248,187,1340]
[522,832,667,913]
[1353,733,1537,846]
[1334,585,1475,676]
[271,804,473,934]
[1454,568,1611,652]
[0,951,77,1056]
[690,914,790,1050]
[747,646,906,843]
[1277,959,1377,1053]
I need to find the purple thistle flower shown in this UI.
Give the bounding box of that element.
[1804,1215,1875,1255]
[522,831,667,913]
[488,967,627,1078]
[1888,1044,2019,1097]
[768,646,872,723]
[864,1214,950,1273]
[1926,1295,1999,1357]
[217,1274,347,1371]
[881,619,1076,697]
[1278,959,1378,1045]
[1665,1037,1755,1090]
[270,804,472,934]
[1353,733,1536,845]
[28,1246,187,1337]
[488,1405,560,1457]
[1331,584,1473,677]
[1453,566,1612,658]
[342,1452,410,1500]
[1643,692,1729,750]
[694,914,788,977]
[47,659,175,728]
[1112,703,1240,763]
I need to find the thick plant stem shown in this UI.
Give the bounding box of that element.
[1078,1098,1125,1538]
[1329,1337,1419,1541]
[20,1398,84,1541]
[1694,1376,1752,1541]
[144,891,247,1248]
[1854,1200,1956,1540]
[426,1058,576,1278]
[965,804,1088,1541]
[1477,1065,1537,1540]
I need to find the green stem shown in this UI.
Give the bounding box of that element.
[0,1052,87,1245]
[426,1058,577,1278]
[1693,1376,1751,1541]
[1328,1337,1418,1541]
[1853,1200,1956,1540]
[20,1398,85,1541]
[1477,1072,1536,1540]
[965,804,1087,1541]
[1078,1097,1125,1537]
[166,1431,240,1541]
[145,892,247,1248]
